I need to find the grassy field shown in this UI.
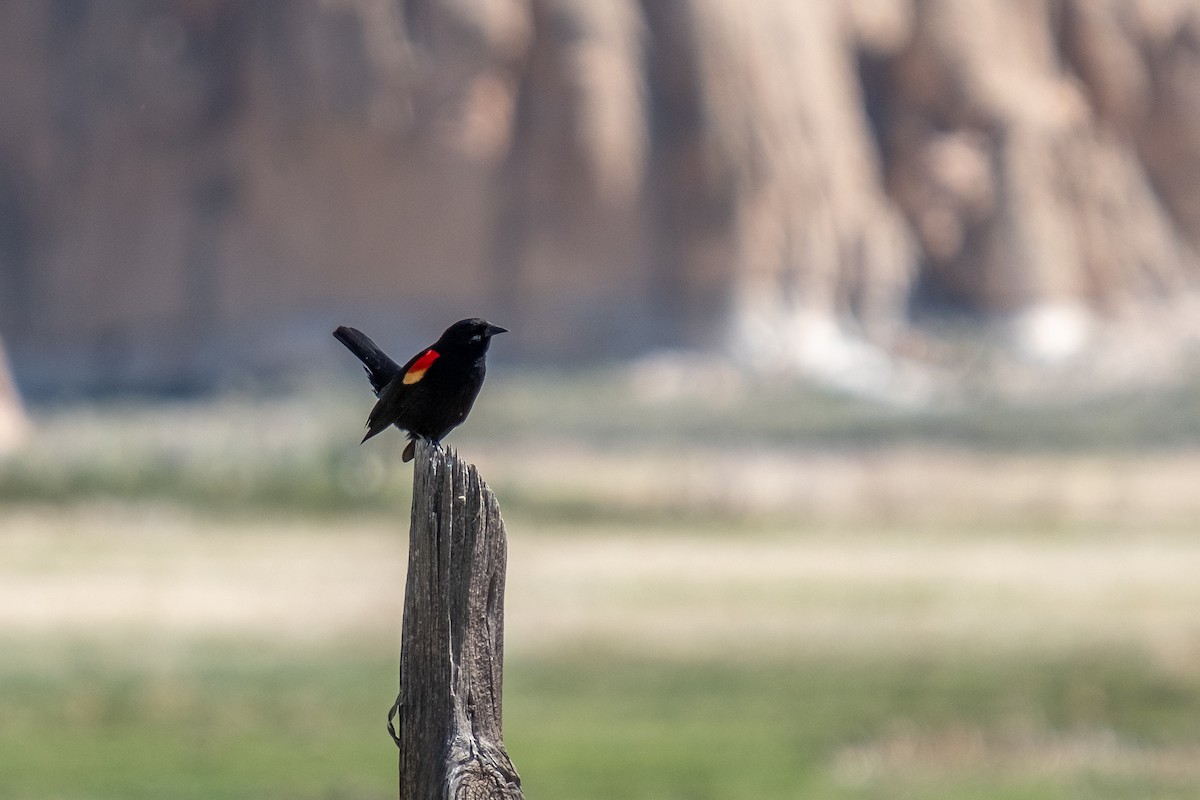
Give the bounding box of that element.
[3,372,1200,799]
[6,633,1200,800]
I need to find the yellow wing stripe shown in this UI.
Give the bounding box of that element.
[402,349,440,384]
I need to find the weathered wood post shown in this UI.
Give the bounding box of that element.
[393,438,523,799]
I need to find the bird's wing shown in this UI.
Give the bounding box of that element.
[396,347,440,385]
[333,326,402,396]
[362,377,422,442]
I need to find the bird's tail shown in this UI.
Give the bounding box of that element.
[333,326,401,396]
[360,417,394,445]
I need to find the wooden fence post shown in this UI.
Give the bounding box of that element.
[394,438,524,800]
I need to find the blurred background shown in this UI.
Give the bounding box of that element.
[3,1,1200,798]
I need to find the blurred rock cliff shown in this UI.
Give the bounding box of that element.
[1,0,1200,396]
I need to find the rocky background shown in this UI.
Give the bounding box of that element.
[1,0,1200,414]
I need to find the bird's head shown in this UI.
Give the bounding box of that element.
[441,318,508,352]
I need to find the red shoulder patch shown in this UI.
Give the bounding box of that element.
[402,349,440,384]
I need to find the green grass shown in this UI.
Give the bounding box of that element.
[2,637,1199,800]
[466,367,1200,453]
[0,637,397,800]
[509,651,1200,800]
[7,370,1200,520]
[0,392,415,515]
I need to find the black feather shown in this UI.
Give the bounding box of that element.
[333,326,401,396]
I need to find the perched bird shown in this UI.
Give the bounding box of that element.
[334,318,507,462]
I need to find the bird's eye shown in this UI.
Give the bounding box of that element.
[471,334,483,343]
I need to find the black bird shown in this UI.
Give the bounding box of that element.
[334,318,507,462]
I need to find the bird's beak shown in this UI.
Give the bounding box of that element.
[486,324,509,337]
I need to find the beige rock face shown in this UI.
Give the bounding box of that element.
[1,1,1199,389]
